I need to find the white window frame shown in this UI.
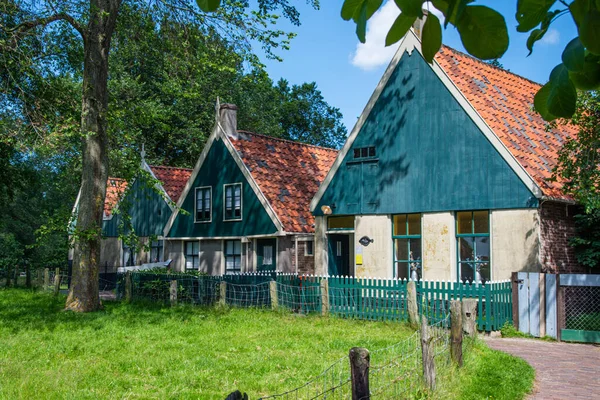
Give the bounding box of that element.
[304,240,314,256]
[194,186,212,223]
[223,182,243,222]
[184,241,199,270]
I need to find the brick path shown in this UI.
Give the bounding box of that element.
[485,337,600,399]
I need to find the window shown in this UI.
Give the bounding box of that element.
[224,183,242,221]
[150,240,163,263]
[185,241,199,270]
[225,240,242,273]
[305,240,314,256]
[353,146,376,159]
[123,243,136,267]
[456,211,490,284]
[327,216,354,230]
[393,214,422,280]
[195,187,211,222]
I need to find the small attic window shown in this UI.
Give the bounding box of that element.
[353,146,376,159]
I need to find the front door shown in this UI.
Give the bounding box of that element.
[257,239,277,271]
[328,234,350,276]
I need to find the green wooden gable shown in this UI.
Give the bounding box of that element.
[102,178,172,237]
[167,137,278,238]
[314,50,537,217]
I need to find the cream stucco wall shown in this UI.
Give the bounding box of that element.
[314,216,328,276]
[421,212,456,281]
[166,240,184,272]
[199,240,222,275]
[99,237,121,271]
[354,215,393,278]
[491,209,541,280]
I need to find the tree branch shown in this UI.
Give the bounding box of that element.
[7,12,85,39]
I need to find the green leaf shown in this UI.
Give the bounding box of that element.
[547,64,577,118]
[421,14,442,63]
[580,8,600,54]
[385,14,416,46]
[515,0,557,32]
[526,28,547,55]
[394,0,424,17]
[570,0,591,27]
[196,0,220,12]
[356,2,368,43]
[533,83,557,121]
[562,37,586,71]
[569,60,600,89]
[341,0,362,20]
[456,6,509,60]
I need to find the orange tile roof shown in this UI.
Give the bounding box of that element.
[104,178,127,217]
[435,46,577,200]
[149,165,192,204]
[229,132,338,233]
[103,165,192,217]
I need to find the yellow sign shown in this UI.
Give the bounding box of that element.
[356,254,363,265]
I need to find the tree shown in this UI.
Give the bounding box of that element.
[2,0,317,312]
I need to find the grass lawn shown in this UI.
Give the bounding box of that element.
[0,289,533,399]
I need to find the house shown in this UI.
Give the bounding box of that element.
[162,103,337,274]
[310,27,582,282]
[69,161,192,271]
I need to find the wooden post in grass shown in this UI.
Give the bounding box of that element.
[462,299,477,336]
[44,268,50,291]
[219,281,227,307]
[13,265,19,287]
[170,280,178,306]
[450,300,463,367]
[125,272,132,303]
[349,347,370,400]
[269,280,278,310]
[407,281,419,328]
[53,268,61,296]
[420,315,435,391]
[36,269,43,289]
[320,278,329,316]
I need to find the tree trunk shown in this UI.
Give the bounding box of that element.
[66,0,121,312]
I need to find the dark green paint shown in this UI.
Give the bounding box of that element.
[328,234,350,276]
[168,138,278,238]
[102,178,171,237]
[561,329,600,343]
[315,51,537,217]
[257,238,277,271]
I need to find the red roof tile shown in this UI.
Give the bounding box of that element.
[103,165,192,217]
[435,46,577,200]
[229,132,338,233]
[149,165,192,204]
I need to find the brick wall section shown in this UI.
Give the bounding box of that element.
[540,201,584,274]
[291,240,316,275]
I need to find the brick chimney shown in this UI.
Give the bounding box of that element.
[412,10,429,39]
[219,103,238,140]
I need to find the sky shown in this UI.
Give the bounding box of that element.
[259,0,577,132]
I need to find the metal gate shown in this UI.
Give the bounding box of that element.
[560,274,600,343]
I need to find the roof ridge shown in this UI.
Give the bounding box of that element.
[149,164,193,171]
[440,45,544,88]
[235,130,339,153]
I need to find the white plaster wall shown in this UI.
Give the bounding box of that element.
[99,237,121,271]
[354,215,392,278]
[277,236,294,273]
[166,240,184,272]
[491,209,541,280]
[314,216,328,276]
[199,240,222,275]
[421,212,456,281]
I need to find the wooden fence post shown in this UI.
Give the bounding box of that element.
[556,274,563,342]
[407,281,419,328]
[14,265,19,287]
[170,280,178,307]
[420,315,435,391]
[53,267,61,296]
[539,273,546,337]
[270,280,278,310]
[44,268,50,291]
[219,281,227,307]
[125,272,132,303]
[450,300,463,367]
[321,278,329,316]
[511,271,519,329]
[461,299,477,336]
[349,347,370,400]
[36,269,43,289]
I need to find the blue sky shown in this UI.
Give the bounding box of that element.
[260,1,577,132]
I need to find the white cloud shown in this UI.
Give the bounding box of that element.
[350,1,444,71]
[540,29,560,45]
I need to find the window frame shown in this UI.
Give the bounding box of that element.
[223,183,243,222]
[455,210,491,284]
[304,240,314,256]
[194,186,212,223]
[184,241,199,271]
[150,240,163,263]
[224,239,242,273]
[392,213,422,280]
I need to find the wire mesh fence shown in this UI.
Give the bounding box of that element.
[564,285,600,332]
